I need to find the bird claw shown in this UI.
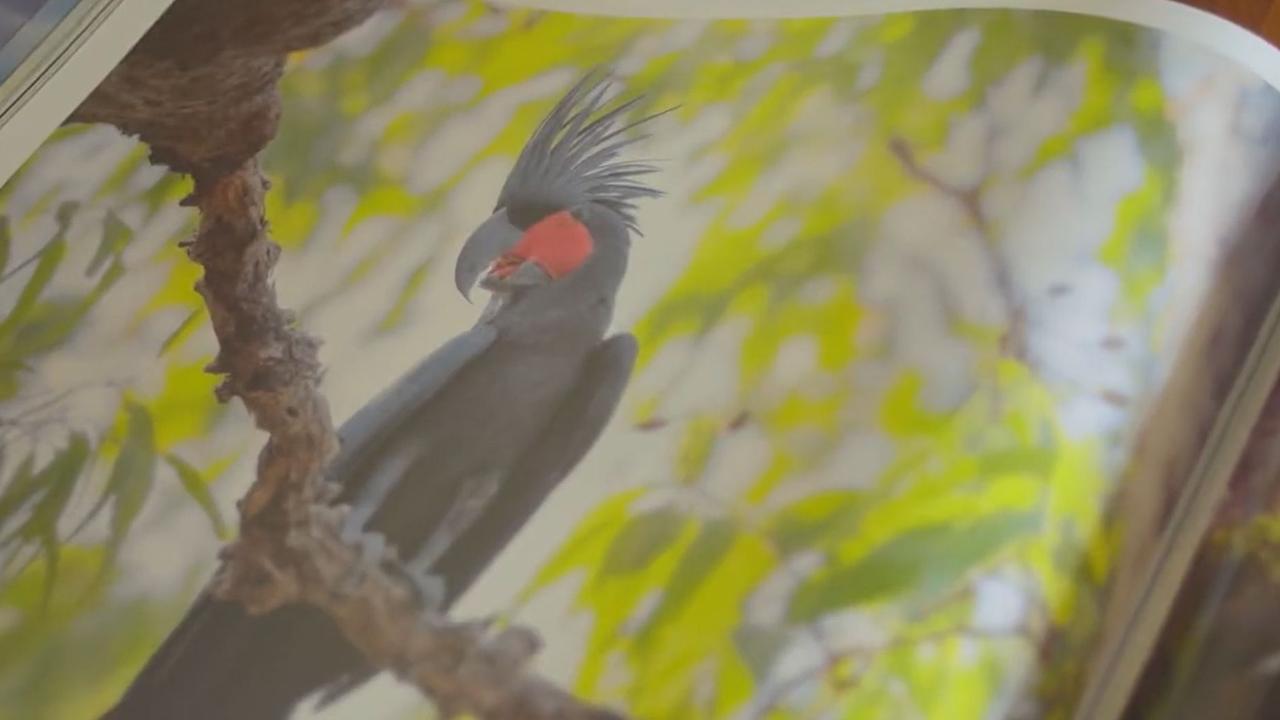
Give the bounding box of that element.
[339,502,367,541]
[336,529,388,596]
[403,556,448,613]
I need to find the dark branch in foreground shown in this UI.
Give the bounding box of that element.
[72,1,620,717]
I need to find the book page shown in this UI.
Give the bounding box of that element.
[1,2,1278,719]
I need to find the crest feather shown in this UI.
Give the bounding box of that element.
[496,69,672,233]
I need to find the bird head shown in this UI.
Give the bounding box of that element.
[454,70,670,306]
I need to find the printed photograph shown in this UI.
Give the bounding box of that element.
[1,2,1279,719]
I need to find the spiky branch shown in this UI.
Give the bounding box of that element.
[74,1,621,718]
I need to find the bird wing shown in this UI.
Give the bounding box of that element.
[313,332,637,709]
[327,324,498,488]
[430,331,638,597]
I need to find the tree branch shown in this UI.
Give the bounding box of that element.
[71,1,623,717]
[888,135,1028,361]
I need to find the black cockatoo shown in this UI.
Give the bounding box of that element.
[104,70,667,720]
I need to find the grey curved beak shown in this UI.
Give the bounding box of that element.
[454,210,523,302]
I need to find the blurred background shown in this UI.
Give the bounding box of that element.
[1,2,1278,718]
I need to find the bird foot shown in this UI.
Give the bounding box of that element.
[403,556,448,613]
[336,526,388,596]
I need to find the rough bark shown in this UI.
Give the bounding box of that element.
[70,0,390,177]
[73,1,622,718]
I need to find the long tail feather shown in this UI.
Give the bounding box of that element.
[102,595,366,720]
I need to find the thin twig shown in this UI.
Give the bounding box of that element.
[888,136,1026,361]
[0,240,57,285]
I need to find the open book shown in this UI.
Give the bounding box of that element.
[1,1,1278,719]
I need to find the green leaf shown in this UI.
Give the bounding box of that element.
[676,417,721,483]
[85,254,126,305]
[767,489,868,554]
[638,518,736,641]
[377,258,432,332]
[521,487,648,599]
[0,358,31,401]
[977,446,1058,477]
[77,403,158,561]
[0,216,10,276]
[157,308,204,358]
[164,453,228,539]
[35,535,60,610]
[343,184,422,232]
[601,507,688,576]
[732,623,790,681]
[880,371,950,437]
[54,201,79,226]
[1099,169,1172,310]
[0,236,66,339]
[8,256,123,360]
[84,212,132,277]
[10,299,86,357]
[0,542,98,614]
[0,434,91,601]
[16,434,91,543]
[788,512,1040,621]
[0,454,38,535]
[102,403,157,558]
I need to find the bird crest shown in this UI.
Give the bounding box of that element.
[495,69,673,234]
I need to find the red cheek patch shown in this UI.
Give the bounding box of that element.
[493,210,594,279]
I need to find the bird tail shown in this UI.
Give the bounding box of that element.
[102,592,366,720]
